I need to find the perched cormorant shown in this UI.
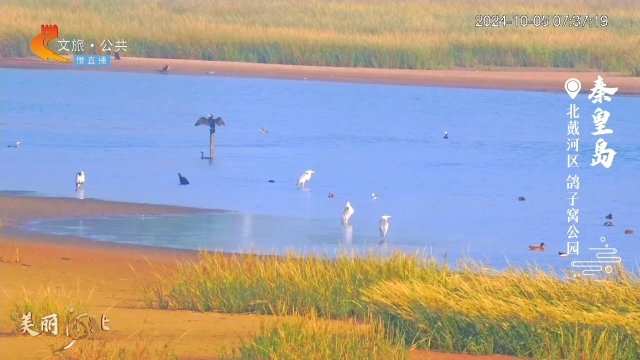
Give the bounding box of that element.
[195,114,226,131]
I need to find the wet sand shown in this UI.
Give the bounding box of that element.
[1,56,639,94]
[0,195,525,359]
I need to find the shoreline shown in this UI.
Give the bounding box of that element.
[2,56,640,94]
[0,195,525,360]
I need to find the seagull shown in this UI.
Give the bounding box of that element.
[75,171,85,190]
[7,141,20,148]
[379,215,391,239]
[195,114,226,128]
[260,128,269,134]
[157,64,170,74]
[371,193,377,200]
[178,173,189,185]
[296,170,315,188]
[341,201,355,225]
[559,252,568,257]
[200,151,211,160]
[443,131,448,139]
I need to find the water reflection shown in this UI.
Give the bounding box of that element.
[75,189,84,200]
[242,214,252,242]
[23,212,640,274]
[341,225,353,245]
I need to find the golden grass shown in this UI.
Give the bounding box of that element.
[143,250,640,359]
[220,310,407,360]
[1,0,639,73]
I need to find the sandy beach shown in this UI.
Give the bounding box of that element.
[0,195,526,360]
[2,56,639,95]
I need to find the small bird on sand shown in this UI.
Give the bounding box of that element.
[558,252,568,257]
[328,193,335,198]
[625,229,634,235]
[296,170,315,189]
[443,131,448,139]
[75,171,85,190]
[341,202,355,225]
[260,128,269,134]
[604,222,613,226]
[7,141,20,148]
[200,151,211,160]
[606,214,613,219]
[528,242,545,251]
[157,64,170,74]
[178,173,189,185]
[518,197,526,201]
[379,215,391,239]
[372,193,377,200]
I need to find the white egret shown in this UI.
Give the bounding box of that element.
[341,201,355,225]
[296,170,315,188]
[75,171,85,190]
[379,215,391,238]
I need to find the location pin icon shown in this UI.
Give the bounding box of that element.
[565,78,581,100]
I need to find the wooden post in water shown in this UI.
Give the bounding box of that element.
[209,127,216,160]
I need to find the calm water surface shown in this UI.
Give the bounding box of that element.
[1,68,639,273]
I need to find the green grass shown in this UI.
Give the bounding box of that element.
[1,0,639,74]
[142,250,640,359]
[220,311,407,360]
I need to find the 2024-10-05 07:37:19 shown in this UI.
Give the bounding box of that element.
[475,15,609,28]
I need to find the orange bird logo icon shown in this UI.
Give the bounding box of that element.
[30,24,70,63]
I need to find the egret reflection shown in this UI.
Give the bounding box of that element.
[242,214,253,242]
[341,225,353,246]
[76,189,84,200]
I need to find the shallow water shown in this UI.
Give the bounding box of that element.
[2,68,639,273]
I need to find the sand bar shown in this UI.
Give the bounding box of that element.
[2,56,639,95]
[0,195,526,360]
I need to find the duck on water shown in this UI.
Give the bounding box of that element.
[528,242,545,251]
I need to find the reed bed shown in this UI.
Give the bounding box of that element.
[220,311,407,359]
[143,250,640,359]
[361,272,640,359]
[1,0,639,74]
